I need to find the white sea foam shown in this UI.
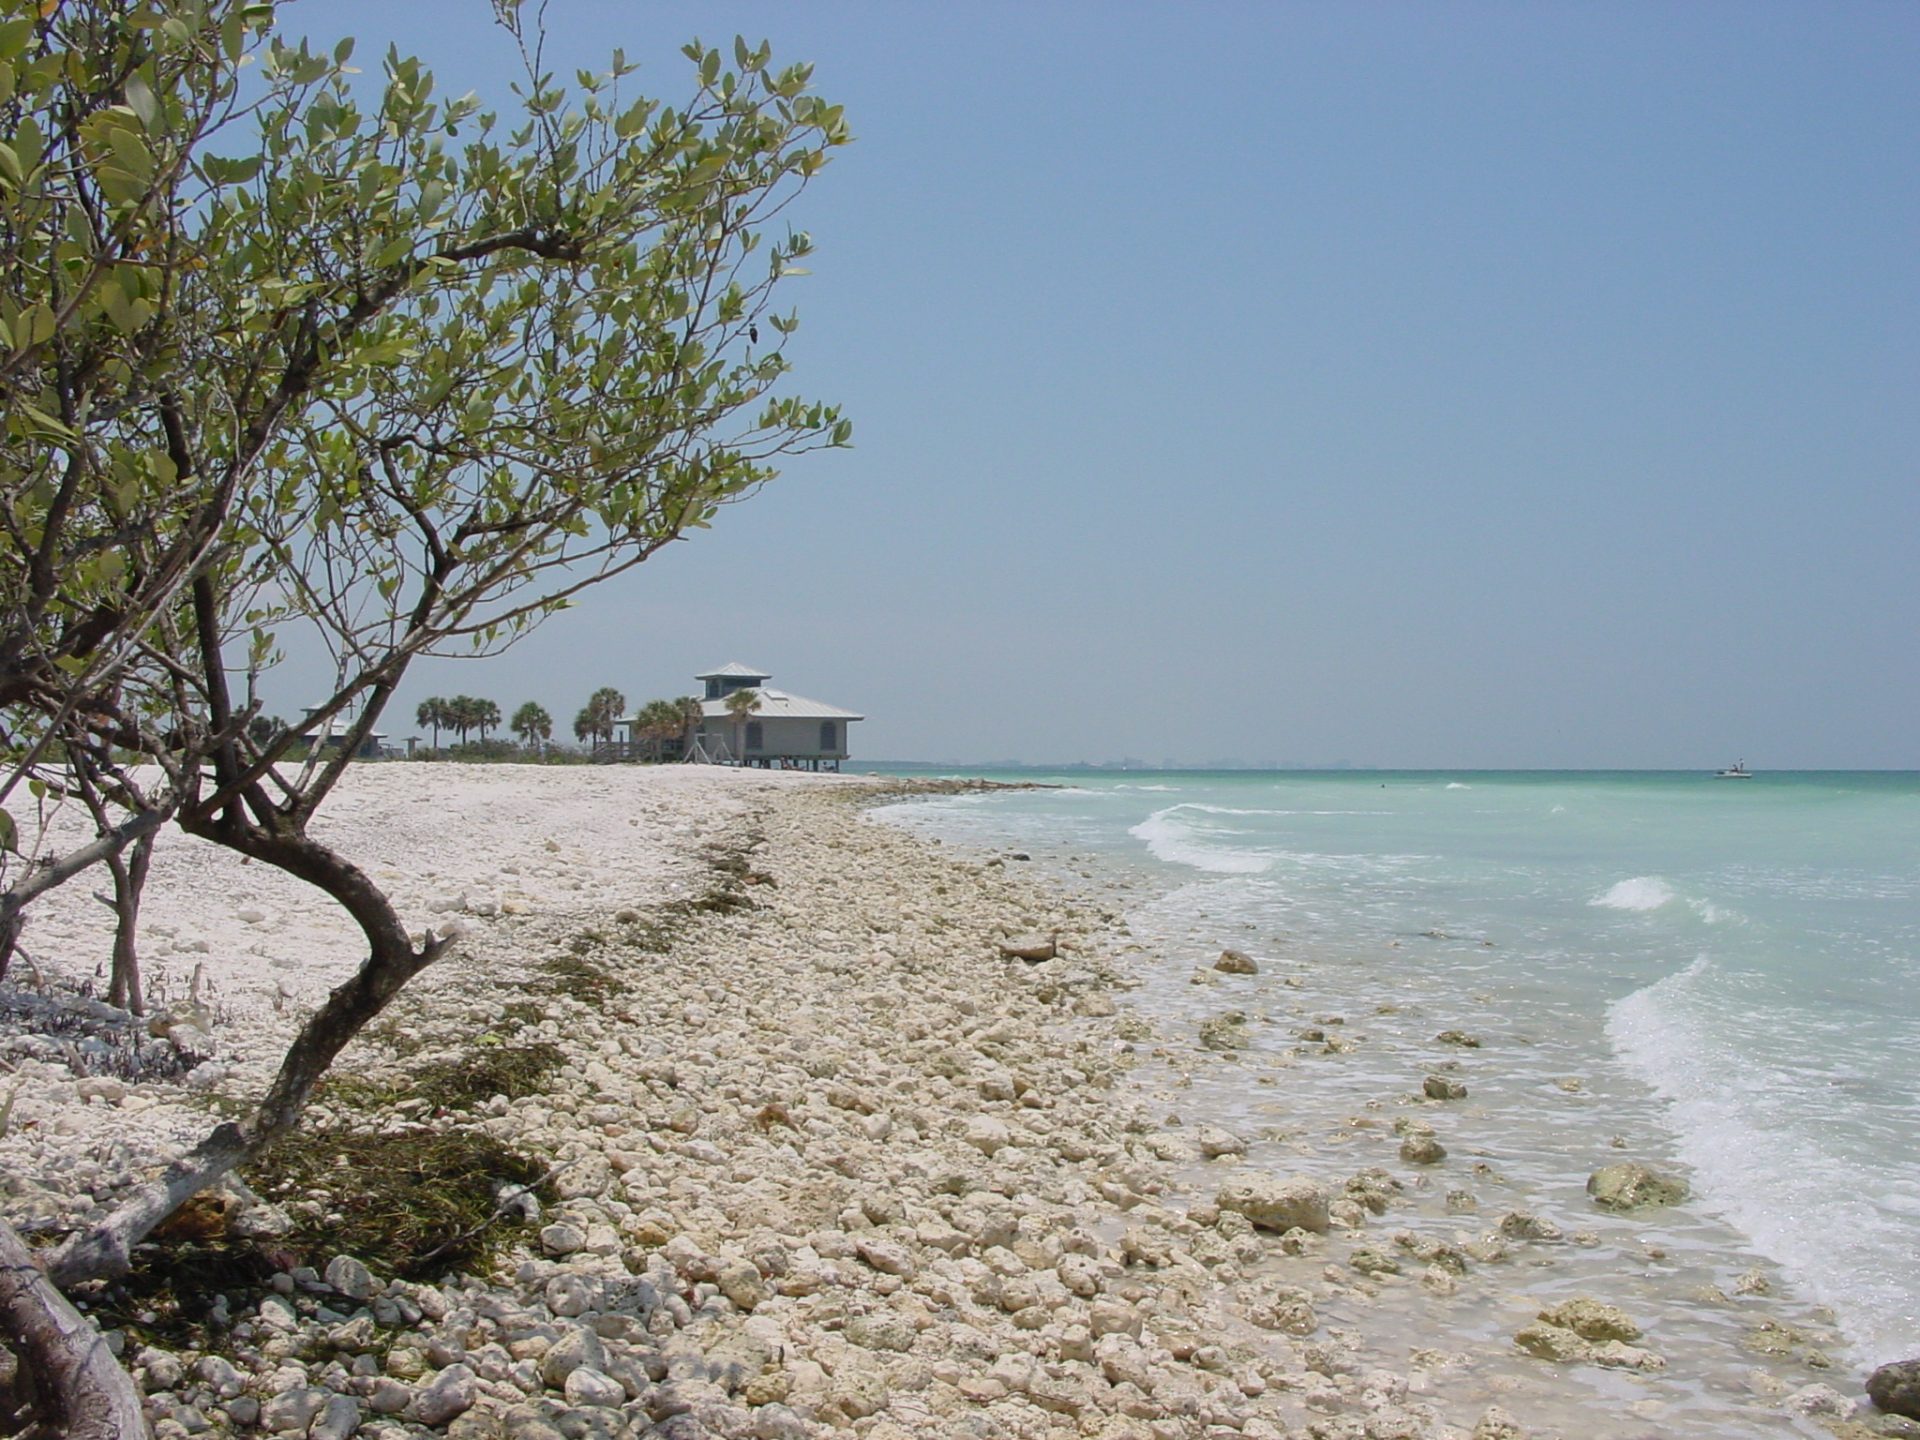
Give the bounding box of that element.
[1129,806,1272,874]
[1610,963,1920,1367]
[1445,782,1471,790]
[1591,876,1677,911]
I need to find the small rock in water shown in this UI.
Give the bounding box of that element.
[1400,1134,1447,1165]
[1586,1161,1688,1212]
[1473,1406,1529,1440]
[1435,1029,1482,1048]
[1539,1297,1641,1342]
[1196,1125,1248,1159]
[1199,1012,1253,1051]
[1214,948,1259,974]
[1216,1174,1330,1233]
[1869,1359,1920,1420]
[1423,1075,1468,1100]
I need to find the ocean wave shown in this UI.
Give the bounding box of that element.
[1129,806,1273,874]
[1445,782,1471,790]
[1610,963,1919,1366]
[1590,876,1742,925]
[1591,876,1678,911]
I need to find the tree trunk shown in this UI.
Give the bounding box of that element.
[104,830,154,1015]
[0,807,169,986]
[0,1220,149,1439]
[49,814,450,1287]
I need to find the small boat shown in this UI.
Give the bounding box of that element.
[1715,760,1753,779]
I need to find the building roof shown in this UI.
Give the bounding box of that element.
[694,661,773,680]
[702,687,863,722]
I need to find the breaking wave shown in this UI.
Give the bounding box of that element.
[1129,806,1273,874]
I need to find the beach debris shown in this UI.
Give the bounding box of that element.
[1868,1359,1920,1419]
[1586,1160,1689,1211]
[1434,1029,1482,1048]
[1424,1074,1469,1099]
[1214,948,1259,974]
[998,930,1059,962]
[1215,1173,1331,1233]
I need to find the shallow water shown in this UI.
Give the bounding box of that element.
[876,770,1920,1430]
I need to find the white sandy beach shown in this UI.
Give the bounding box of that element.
[0,765,1883,1440]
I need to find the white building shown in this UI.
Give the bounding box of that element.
[620,662,862,769]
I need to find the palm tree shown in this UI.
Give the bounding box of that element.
[511,702,552,753]
[416,697,448,751]
[445,695,476,745]
[635,698,680,762]
[724,687,761,766]
[472,698,501,742]
[571,687,626,752]
[676,696,705,762]
[588,687,626,745]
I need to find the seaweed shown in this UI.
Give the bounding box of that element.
[245,1126,553,1280]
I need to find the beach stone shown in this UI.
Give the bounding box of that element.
[1473,1410,1528,1440]
[1216,1174,1329,1233]
[1586,1162,1689,1211]
[310,1394,362,1440]
[562,1367,625,1408]
[263,1386,330,1433]
[1435,1030,1481,1048]
[539,1326,607,1388]
[1784,1383,1855,1419]
[1498,1211,1564,1242]
[1869,1360,1920,1419]
[1399,1134,1447,1165]
[325,1255,377,1301]
[1199,1012,1253,1051]
[964,1116,1010,1156]
[1589,1340,1666,1371]
[1514,1323,1590,1364]
[1196,1125,1247,1159]
[1540,1298,1641,1342]
[1423,1075,1467,1100]
[845,1312,916,1352]
[1215,949,1259,974]
[412,1364,478,1426]
[540,1221,587,1255]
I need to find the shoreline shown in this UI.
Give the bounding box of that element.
[0,765,1895,1439]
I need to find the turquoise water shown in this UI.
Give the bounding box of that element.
[877,770,1920,1372]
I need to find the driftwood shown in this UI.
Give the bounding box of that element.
[0,1220,148,1439]
[998,930,1061,963]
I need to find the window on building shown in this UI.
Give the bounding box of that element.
[745,721,763,751]
[819,721,837,751]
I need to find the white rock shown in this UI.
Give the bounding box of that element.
[410,1364,477,1426]
[964,1116,1011,1156]
[563,1366,627,1407]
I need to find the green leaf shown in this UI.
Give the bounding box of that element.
[0,807,14,854]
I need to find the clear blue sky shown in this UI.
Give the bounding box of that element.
[275,1,1919,768]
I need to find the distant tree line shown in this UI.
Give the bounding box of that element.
[401,687,705,761]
